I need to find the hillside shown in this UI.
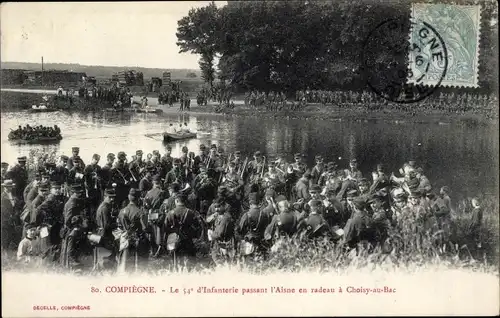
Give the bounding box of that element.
[0,61,202,80]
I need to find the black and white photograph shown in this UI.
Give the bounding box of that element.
[1,1,498,316]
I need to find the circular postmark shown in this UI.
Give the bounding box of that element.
[362,17,448,104]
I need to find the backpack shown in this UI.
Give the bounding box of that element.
[166,210,189,252]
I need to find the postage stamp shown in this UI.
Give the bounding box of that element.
[363,18,447,103]
[408,3,482,88]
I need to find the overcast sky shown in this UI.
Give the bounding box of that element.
[1,2,226,69]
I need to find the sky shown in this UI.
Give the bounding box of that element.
[0,1,226,69]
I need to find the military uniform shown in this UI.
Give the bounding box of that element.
[32,182,65,263]
[1,180,23,249]
[101,154,116,189]
[5,157,29,202]
[66,147,86,170]
[164,196,203,258]
[84,156,103,225]
[111,153,134,208]
[143,177,169,252]
[117,189,149,273]
[238,193,272,252]
[94,189,118,270]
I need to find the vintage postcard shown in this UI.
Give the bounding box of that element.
[1,1,498,317]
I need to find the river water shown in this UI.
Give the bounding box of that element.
[1,110,498,200]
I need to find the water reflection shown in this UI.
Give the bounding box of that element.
[1,111,498,199]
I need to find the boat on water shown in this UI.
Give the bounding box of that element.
[103,107,163,114]
[8,135,63,145]
[163,132,197,142]
[28,103,58,113]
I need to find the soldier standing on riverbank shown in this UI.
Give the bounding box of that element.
[6,156,28,203]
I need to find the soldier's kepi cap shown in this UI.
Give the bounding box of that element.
[136,150,143,155]
[294,153,301,159]
[210,144,217,149]
[17,156,27,162]
[173,158,181,165]
[106,153,115,160]
[234,150,241,155]
[309,185,322,193]
[60,155,69,162]
[199,144,206,150]
[254,151,262,157]
[104,188,116,197]
[92,154,100,160]
[182,146,188,153]
[72,147,80,152]
[1,162,9,168]
[117,151,126,160]
[153,150,160,155]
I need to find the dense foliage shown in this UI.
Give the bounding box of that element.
[176,0,498,94]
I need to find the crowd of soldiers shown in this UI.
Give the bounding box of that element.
[8,125,62,141]
[54,85,133,108]
[1,145,484,273]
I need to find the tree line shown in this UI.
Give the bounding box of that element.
[176,0,498,94]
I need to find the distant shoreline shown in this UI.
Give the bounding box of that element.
[1,88,497,124]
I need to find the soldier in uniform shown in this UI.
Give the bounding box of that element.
[164,158,189,189]
[179,146,189,167]
[94,188,118,270]
[60,215,88,271]
[298,199,331,241]
[221,162,245,200]
[24,171,42,205]
[101,153,116,189]
[310,155,325,186]
[164,193,203,261]
[246,151,265,184]
[1,180,23,250]
[6,156,28,202]
[161,146,174,178]
[111,152,134,209]
[1,162,9,184]
[143,175,169,257]
[290,153,306,178]
[67,147,86,170]
[193,144,209,175]
[129,150,146,181]
[342,198,373,249]
[294,171,312,202]
[138,165,155,199]
[53,156,69,193]
[31,181,65,263]
[67,156,86,190]
[207,199,237,264]
[231,150,245,174]
[191,165,218,217]
[262,160,285,194]
[117,188,149,272]
[84,154,103,226]
[264,196,300,244]
[322,188,348,230]
[62,184,88,230]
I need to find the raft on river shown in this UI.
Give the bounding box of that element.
[103,107,163,114]
[28,104,59,113]
[8,135,63,145]
[163,132,197,142]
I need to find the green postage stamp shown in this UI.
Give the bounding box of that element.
[408,3,482,88]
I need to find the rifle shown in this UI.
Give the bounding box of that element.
[240,157,248,179]
[219,153,233,184]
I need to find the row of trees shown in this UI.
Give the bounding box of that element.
[176,0,498,94]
